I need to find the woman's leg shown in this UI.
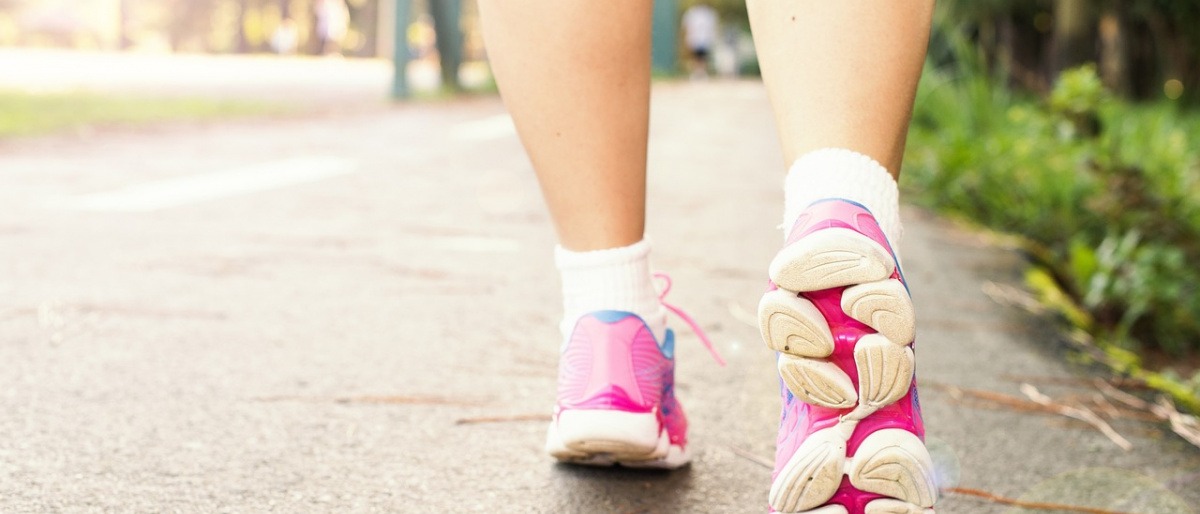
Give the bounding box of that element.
[478,2,703,470]
[748,1,934,176]
[747,2,937,513]
[477,1,652,252]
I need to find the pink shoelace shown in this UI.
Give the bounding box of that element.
[654,272,727,367]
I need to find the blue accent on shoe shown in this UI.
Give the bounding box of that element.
[660,382,676,416]
[806,197,874,214]
[591,310,635,323]
[661,328,676,360]
[895,260,912,295]
[575,310,675,360]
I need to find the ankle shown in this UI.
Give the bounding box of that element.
[555,238,666,342]
[783,148,903,250]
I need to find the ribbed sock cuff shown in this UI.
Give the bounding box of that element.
[784,148,903,253]
[555,239,665,340]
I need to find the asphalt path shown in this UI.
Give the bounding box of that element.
[0,79,1197,513]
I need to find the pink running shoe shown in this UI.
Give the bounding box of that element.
[758,199,936,513]
[545,274,724,469]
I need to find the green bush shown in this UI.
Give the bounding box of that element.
[905,62,1200,407]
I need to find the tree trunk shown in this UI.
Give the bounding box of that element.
[1053,0,1094,76]
[429,0,462,90]
[355,0,379,57]
[236,0,250,53]
[1098,7,1130,95]
[118,0,132,50]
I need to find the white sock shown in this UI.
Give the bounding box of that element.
[783,148,903,253]
[555,239,666,342]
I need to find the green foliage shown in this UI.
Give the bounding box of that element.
[0,90,288,137]
[1049,64,1107,117]
[905,57,1200,408]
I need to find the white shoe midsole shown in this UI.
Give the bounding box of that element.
[554,409,662,452]
[546,408,692,469]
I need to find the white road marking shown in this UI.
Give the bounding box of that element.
[56,156,359,212]
[450,114,516,141]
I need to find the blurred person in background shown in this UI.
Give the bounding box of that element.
[478,1,936,513]
[270,17,299,55]
[314,0,350,56]
[681,2,718,80]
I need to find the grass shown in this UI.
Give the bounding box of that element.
[0,90,291,138]
[904,61,1200,412]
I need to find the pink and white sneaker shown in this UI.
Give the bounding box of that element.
[758,199,936,513]
[545,274,724,469]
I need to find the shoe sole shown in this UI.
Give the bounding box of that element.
[790,499,935,514]
[762,229,936,513]
[545,409,689,469]
[768,228,895,292]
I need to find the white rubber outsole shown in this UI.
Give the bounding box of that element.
[759,289,835,358]
[769,427,937,512]
[842,280,916,346]
[792,500,935,514]
[861,499,936,514]
[545,409,689,469]
[769,228,896,293]
[764,228,935,513]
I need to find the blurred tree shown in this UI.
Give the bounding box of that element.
[164,0,219,51]
[429,0,461,89]
[118,0,132,49]
[934,0,1200,102]
[1096,3,1129,96]
[1052,0,1093,75]
[235,0,250,52]
[1130,1,1200,99]
[347,0,379,57]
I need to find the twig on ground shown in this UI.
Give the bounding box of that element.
[726,444,773,469]
[335,395,487,406]
[253,395,486,406]
[948,487,1136,514]
[927,381,1063,415]
[1000,374,1149,390]
[981,281,1044,313]
[929,381,1159,423]
[1095,380,1200,448]
[1156,397,1200,447]
[1091,392,1123,420]
[983,281,1200,447]
[1020,383,1132,451]
[1094,379,1150,409]
[455,413,551,425]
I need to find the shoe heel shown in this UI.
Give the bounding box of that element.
[770,228,895,292]
[547,409,666,461]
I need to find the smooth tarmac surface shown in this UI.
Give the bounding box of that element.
[1,80,1197,513]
